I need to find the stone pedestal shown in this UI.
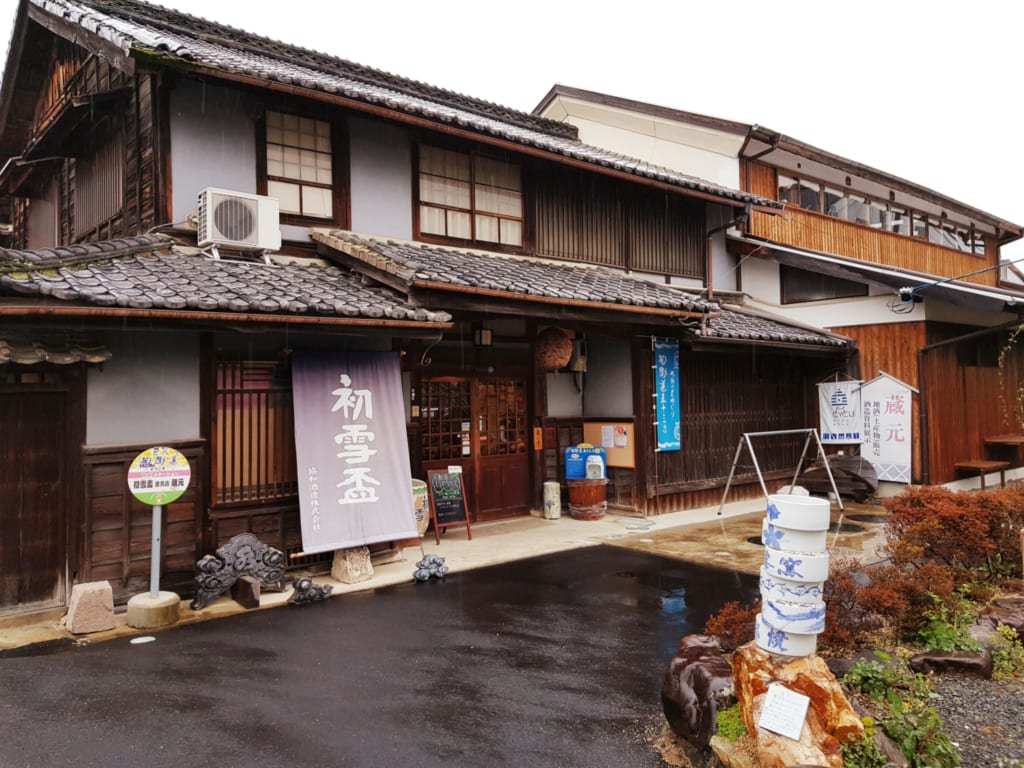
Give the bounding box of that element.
[726,642,863,768]
[126,591,181,629]
[66,581,115,634]
[331,546,374,583]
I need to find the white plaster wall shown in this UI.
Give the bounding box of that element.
[567,117,741,189]
[169,80,257,223]
[546,372,583,418]
[582,336,633,417]
[87,332,200,445]
[539,97,745,189]
[743,295,907,329]
[740,258,781,304]
[349,117,413,239]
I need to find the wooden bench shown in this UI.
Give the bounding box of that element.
[954,460,1010,490]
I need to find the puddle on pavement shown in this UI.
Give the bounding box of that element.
[661,587,687,615]
[847,513,889,524]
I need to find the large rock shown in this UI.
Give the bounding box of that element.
[730,642,864,768]
[979,598,1024,639]
[909,650,992,679]
[661,634,735,750]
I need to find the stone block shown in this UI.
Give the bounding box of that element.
[231,575,261,609]
[331,546,374,584]
[909,650,993,679]
[66,581,115,635]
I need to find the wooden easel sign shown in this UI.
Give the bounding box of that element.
[426,468,473,544]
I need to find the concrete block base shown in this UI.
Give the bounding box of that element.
[66,580,115,634]
[126,591,181,629]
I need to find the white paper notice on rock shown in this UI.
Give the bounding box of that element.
[758,683,810,741]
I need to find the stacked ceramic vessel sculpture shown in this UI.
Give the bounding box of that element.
[754,493,830,657]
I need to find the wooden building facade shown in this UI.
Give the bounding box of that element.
[1,0,850,615]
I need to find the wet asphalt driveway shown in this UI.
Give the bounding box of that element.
[1,546,758,768]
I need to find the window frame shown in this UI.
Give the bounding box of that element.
[256,107,348,228]
[779,263,870,305]
[415,143,526,251]
[210,357,298,508]
[775,168,985,256]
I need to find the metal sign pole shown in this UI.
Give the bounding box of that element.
[150,504,163,598]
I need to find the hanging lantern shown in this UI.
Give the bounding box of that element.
[535,327,573,371]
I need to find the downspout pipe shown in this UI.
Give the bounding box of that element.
[705,203,751,300]
[917,319,1022,485]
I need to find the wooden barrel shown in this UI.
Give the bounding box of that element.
[567,479,608,520]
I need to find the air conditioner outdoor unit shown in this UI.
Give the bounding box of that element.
[197,188,281,252]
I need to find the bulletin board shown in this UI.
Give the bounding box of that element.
[583,421,636,469]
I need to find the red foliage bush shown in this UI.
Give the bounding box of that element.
[820,557,882,652]
[882,484,1024,580]
[856,561,956,638]
[704,600,759,652]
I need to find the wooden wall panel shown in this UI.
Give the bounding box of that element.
[917,326,1024,483]
[831,322,925,482]
[533,164,705,277]
[635,342,840,501]
[83,442,204,602]
[748,206,997,287]
[742,161,997,285]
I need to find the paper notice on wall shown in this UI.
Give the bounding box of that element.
[758,683,810,741]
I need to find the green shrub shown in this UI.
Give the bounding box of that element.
[842,651,930,705]
[843,652,960,768]
[911,590,982,652]
[715,704,746,742]
[991,622,1024,678]
[839,717,888,768]
[880,690,961,768]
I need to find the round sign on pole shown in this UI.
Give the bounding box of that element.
[127,446,191,505]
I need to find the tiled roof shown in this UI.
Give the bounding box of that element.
[702,305,848,347]
[28,0,778,209]
[0,335,112,364]
[313,231,716,314]
[312,231,848,348]
[0,236,452,323]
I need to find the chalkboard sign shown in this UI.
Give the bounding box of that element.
[426,469,473,544]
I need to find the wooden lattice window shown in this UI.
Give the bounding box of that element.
[420,379,471,462]
[477,379,526,456]
[213,360,297,505]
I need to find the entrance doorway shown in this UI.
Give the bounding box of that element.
[419,377,529,521]
[0,389,70,612]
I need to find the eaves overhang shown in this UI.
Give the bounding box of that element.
[731,234,1024,316]
[743,126,1023,244]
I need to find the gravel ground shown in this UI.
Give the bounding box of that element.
[929,675,1024,767]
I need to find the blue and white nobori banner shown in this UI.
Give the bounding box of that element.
[818,380,863,444]
[292,350,418,554]
[654,338,681,452]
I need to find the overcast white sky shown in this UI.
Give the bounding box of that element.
[2,0,1022,263]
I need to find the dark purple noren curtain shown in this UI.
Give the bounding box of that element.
[292,350,418,553]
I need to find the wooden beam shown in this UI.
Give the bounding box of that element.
[27,6,136,75]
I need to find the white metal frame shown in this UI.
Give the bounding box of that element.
[717,428,843,515]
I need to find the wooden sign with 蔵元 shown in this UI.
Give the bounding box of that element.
[426,468,473,544]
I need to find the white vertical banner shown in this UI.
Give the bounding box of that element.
[818,380,863,444]
[860,374,915,483]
